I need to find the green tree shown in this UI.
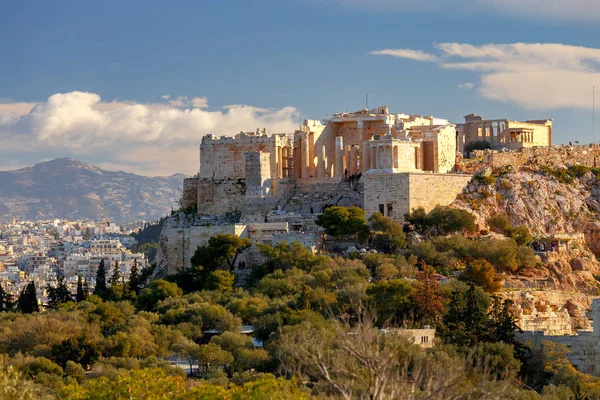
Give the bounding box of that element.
[204,270,235,292]
[109,261,121,285]
[0,284,14,311]
[440,284,490,347]
[46,276,73,309]
[46,276,73,308]
[366,279,414,325]
[93,259,108,298]
[368,212,406,253]
[487,214,532,245]
[75,275,86,302]
[18,282,39,314]
[138,279,183,311]
[196,343,234,378]
[316,206,369,245]
[51,335,101,369]
[405,206,476,236]
[427,206,476,236]
[191,234,251,271]
[127,259,142,295]
[488,298,522,348]
[460,259,503,293]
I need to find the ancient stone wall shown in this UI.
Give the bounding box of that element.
[181,177,199,210]
[457,145,600,173]
[433,126,457,173]
[245,152,272,198]
[518,299,600,376]
[200,133,286,181]
[408,173,472,214]
[197,179,246,215]
[489,145,600,169]
[364,172,472,221]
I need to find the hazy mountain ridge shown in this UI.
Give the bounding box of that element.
[0,158,186,223]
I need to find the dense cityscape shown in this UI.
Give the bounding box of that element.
[0,219,149,304]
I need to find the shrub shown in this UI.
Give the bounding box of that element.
[405,206,476,236]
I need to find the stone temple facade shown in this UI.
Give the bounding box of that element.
[160,106,553,274]
[456,113,552,153]
[184,106,473,216]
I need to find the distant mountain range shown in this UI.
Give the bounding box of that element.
[0,158,186,223]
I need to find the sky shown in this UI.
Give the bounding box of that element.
[1,0,600,176]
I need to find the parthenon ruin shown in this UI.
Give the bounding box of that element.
[163,106,553,272]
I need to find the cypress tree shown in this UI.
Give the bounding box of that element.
[76,275,86,302]
[46,276,73,309]
[18,281,39,313]
[128,259,141,295]
[83,278,90,299]
[94,259,107,298]
[0,285,13,311]
[110,261,121,285]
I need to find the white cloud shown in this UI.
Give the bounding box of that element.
[163,95,209,108]
[371,42,600,110]
[369,49,438,62]
[191,96,208,108]
[337,0,600,22]
[458,82,474,90]
[0,91,301,175]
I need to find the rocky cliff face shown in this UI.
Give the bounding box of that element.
[453,165,598,237]
[0,158,186,223]
[451,164,600,329]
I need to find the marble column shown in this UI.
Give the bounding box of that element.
[335,136,344,177]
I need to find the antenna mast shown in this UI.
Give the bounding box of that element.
[594,86,596,147]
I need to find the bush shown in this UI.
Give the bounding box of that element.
[405,206,476,236]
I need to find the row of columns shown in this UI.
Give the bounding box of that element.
[369,143,400,170]
[334,137,361,177]
[509,131,535,143]
[276,145,291,178]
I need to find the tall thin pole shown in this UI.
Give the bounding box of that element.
[594,86,596,146]
[366,94,368,110]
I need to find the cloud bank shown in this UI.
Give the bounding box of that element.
[370,42,600,110]
[0,92,300,176]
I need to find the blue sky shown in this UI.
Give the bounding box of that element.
[1,0,600,175]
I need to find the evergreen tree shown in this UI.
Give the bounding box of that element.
[76,275,86,302]
[128,259,141,295]
[0,284,13,311]
[83,278,90,299]
[18,281,39,313]
[94,259,107,298]
[46,276,73,309]
[110,261,121,285]
[440,284,490,347]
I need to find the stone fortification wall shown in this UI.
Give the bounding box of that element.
[162,223,248,274]
[408,173,473,213]
[518,299,600,376]
[197,178,293,217]
[462,145,600,172]
[197,179,246,215]
[245,152,272,198]
[364,172,472,221]
[181,177,199,210]
[433,126,457,173]
[200,133,284,181]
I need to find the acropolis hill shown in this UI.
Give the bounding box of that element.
[157,106,555,274]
